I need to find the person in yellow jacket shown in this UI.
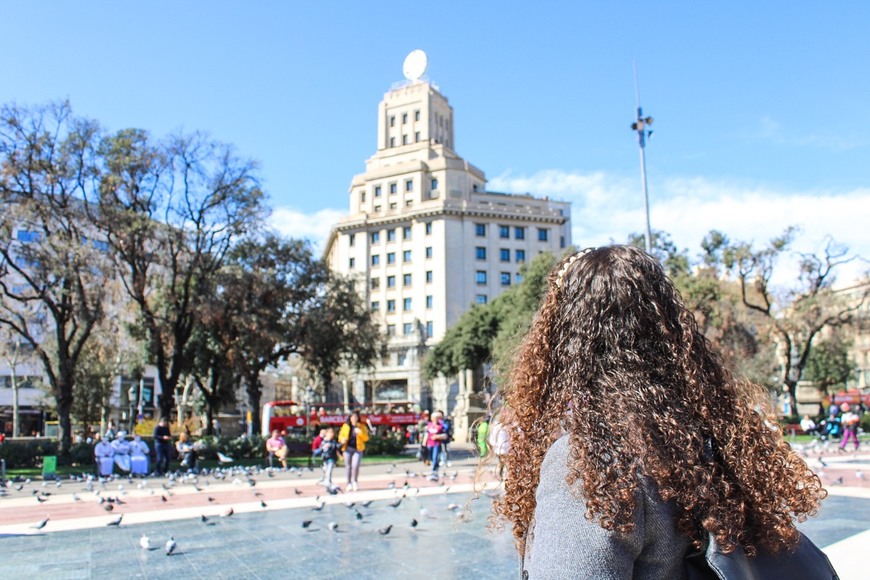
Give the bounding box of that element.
[338,411,369,492]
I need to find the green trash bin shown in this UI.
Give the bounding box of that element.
[42,455,57,480]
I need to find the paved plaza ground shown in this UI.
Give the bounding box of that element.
[1,443,868,579]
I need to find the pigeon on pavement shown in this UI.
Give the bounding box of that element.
[165,536,177,555]
[32,517,49,530]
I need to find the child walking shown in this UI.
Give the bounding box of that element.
[320,428,339,490]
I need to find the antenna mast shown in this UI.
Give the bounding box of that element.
[631,61,654,253]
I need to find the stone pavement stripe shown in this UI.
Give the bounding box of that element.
[0,481,496,536]
[821,529,870,580]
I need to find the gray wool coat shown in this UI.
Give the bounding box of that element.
[522,436,689,579]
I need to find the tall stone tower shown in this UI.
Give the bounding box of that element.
[324,51,571,436]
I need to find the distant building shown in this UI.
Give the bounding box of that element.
[324,53,571,435]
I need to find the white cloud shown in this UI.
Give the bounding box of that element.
[268,206,345,252]
[490,169,870,285]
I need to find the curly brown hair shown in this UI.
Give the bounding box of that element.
[492,245,825,557]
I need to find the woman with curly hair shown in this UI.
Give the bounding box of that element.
[492,245,827,578]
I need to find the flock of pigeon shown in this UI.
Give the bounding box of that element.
[3,461,492,559]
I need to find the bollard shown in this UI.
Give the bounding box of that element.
[1,458,5,484]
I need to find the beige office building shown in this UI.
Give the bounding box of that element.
[324,58,571,434]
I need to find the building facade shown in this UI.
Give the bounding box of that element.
[324,58,571,435]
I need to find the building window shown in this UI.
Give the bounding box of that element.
[499,225,510,239]
[425,222,433,235]
[403,250,412,262]
[371,301,380,311]
[473,184,479,192]
[476,271,487,285]
[390,116,395,127]
[538,228,549,242]
[402,113,408,124]
[403,297,412,311]
[475,247,487,260]
[374,205,381,212]
[415,131,420,142]
[426,295,433,309]
[403,322,414,336]
[390,183,397,194]
[476,294,488,305]
[499,249,510,262]
[371,232,380,244]
[387,252,396,265]
[405,199,413,207]
[516,273,524,283]
[390,137,395,147]
[349,233,355,247]
[371,278,380,290]
[387,229,396,242]
[425,270,433,283]
[387,324,396,337]
[515,249,526,263]
[405,179,413,192]
[403,226,412,239]
[560,235,566,249]
[360,191,366,203]
[389,202,397,209]
[387,299,396,312]
[371,254,380,266]
[431,178,438,190]
[501,272,511,286]
[403,273,412,287]
[515,227,525,240]
[349,257,355,269]
[425,321,434,337]
[415,110,420,121]
[375,185,382,197]
[387,275,396,288]
[397,351,407,366]
[402,134,408,145]
[425,246,433,259]
[475,223,486,236]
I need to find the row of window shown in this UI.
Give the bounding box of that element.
[361,179,438,203]
[364,271,435,289]
[385,321,434,338]
[475,247,526,263]
[474,223,550,241]
[389,110,422,127]
[350,223,434,248]
[17,230,110,251]
[372,295,434,313]
[476,271,523,286]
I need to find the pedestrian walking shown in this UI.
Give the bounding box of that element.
[152,418,172,475]
[426,411,447,480]
[338,411,369,491]
[840,403,860,451]
[320,428,339,489]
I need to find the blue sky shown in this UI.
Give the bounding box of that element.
[2,1,869,282]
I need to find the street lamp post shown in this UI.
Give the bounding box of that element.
[304,386,314,439]
[631,63,654,253]
[127,384,136,433]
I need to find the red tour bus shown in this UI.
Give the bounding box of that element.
[261,400,421,436]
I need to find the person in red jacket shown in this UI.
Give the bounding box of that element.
[310,428,325,469]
